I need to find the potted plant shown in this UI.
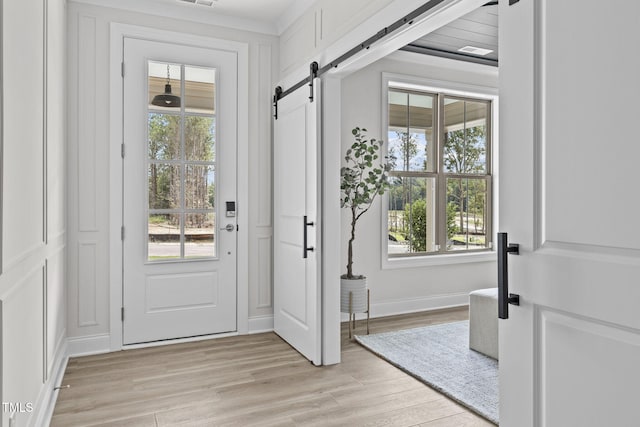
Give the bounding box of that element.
[340,127,392,317]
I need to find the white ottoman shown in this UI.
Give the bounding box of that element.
[469,288,499,360]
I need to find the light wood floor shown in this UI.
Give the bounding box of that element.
[52,307,494,426]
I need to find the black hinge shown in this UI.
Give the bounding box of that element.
[121,62,125,77]
[273,86,283,120]
[509,0,520,5]
[121,143,125,158]
[308,61,319,102]
[121,226,125,240]
[121,307,124,321]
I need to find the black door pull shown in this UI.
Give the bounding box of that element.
[303,215,315,258]
[498,232,520,319]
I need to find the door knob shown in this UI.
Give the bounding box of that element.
[220,224,235,232]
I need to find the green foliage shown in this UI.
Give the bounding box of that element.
[403,199,427,252]
[446,202,458,241]
[341,127,393,278]
[148,114,215,214]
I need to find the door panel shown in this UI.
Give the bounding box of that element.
[273,80,322,365]
[499,1,640,425]
[123,38,237,344]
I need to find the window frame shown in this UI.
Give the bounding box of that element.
[381,74,499,268]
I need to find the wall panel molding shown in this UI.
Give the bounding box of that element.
[256,235,273,309]
[77,14,98,232]
[77,240,98,327]
[257,43,273,228]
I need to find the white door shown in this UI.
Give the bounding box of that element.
[500,1,640,425]
[122,38,238,344]
[273,80,322,365]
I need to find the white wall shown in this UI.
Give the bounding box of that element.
[66,1,279,351]
[0,0,68,425]
[340,51,498,316]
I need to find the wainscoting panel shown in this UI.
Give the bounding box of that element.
[2,266,45,427]
[77,241,98,327]
[257,235,272,309]
[257,43,273,228]
[77,15,98,233]
[46,248,66,378]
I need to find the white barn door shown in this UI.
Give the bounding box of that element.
[499,1,640,425]
[273,80,322,365]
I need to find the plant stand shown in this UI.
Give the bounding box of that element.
[348,288,370,339]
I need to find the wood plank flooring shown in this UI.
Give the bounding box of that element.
[52,307,494,426]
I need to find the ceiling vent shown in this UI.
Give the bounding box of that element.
[458,46,494,56]
[178,0,217,7]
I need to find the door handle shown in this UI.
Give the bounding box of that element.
[497,232,520,319]
[220,224,235,232]
[303,215,315,258]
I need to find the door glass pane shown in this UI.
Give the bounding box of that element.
[185,165,214,209]
[446,178,488,251]
[443,98,489,174]
[148,62,182,112]
[148,213,181,260]
[184,66,215,114]
[148,113,181,160]
[185,116,215,161]
[388,176,437,255]
[148,164,180,210]
[185,212,215,258]
[388,90,435,172]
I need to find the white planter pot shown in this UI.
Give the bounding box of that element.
[340,277,368,313]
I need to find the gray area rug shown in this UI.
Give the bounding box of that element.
[355,320,498,424]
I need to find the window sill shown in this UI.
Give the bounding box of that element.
[382,250,496,270]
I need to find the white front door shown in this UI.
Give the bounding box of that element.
[122,38,238,345]
[500,1,640,425]
[273,80,322,365]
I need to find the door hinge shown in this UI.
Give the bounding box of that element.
[121,143,125,158]
[509,0,520,4]
[121,226,125,240]
[121,62,125,77]
[121,307,125,321]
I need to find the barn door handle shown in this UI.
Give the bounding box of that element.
[498,232,520,319]
[303,215,315,258]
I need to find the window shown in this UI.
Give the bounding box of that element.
[386,85,493,258]
[147,61,217,261]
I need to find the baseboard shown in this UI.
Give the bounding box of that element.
[342,292,469,321]
[67,333,112,357]
[30,335,68,427]
[248,315,274,334]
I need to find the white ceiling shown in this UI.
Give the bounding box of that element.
[174,0,316,33]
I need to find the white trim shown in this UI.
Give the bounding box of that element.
[372,292,469,317]
[343,292,470,321]
[30,337,68,427]
[109,23,250,351]
[67,333,111,357]
[122,331,238,350]
[248,315,274,334]
[384,252,497,269]
[379,72,499,271]
[321,77,342,365]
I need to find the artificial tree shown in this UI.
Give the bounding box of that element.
[341,127,393,279]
